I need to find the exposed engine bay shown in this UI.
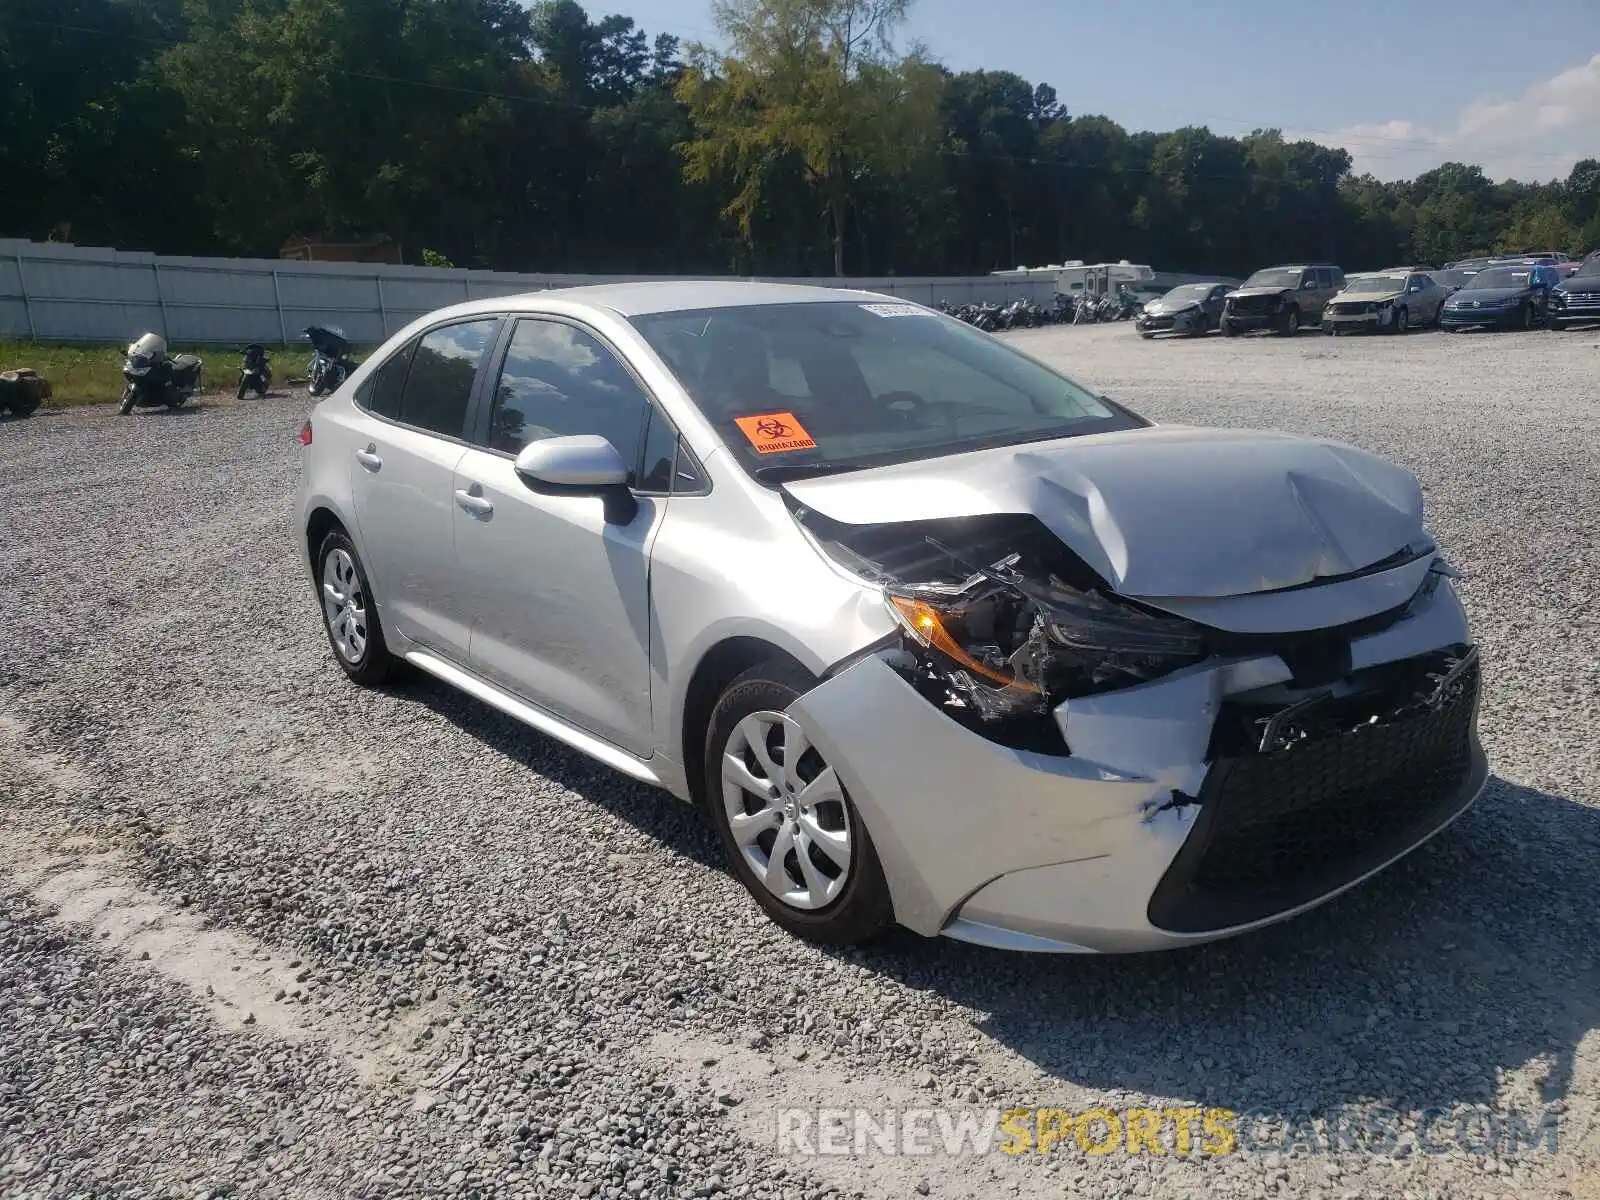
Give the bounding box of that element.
[792,506,1458,753]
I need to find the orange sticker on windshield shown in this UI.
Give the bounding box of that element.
[734,412,818,454]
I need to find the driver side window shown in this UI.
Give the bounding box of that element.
[482,319,650,477]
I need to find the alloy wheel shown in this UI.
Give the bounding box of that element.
[721,711,852,911]
[322,548,369,664]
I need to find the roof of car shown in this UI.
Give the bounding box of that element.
[506,279,890,317]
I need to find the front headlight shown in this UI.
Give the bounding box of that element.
[884,579,1206,721]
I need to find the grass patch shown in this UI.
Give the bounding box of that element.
[0,340,373,408]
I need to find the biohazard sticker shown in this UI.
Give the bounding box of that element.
[734,412,818,454]
[859,303,932,318]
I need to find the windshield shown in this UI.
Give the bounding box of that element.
[630,301,1144,481]
[1345,274,1408,294]
[1160,284,1213,302]
[1463,268,1530,290]
[1242,268,1303,289]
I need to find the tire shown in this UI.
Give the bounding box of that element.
[1393,307,1409,334]
[237,378,249,401]
[1324,322,1336,336]
[704,660,894,946]
[1521,304,1534,330]
[1220,319,1238,337]
[316,528,397,686]
[1280,307,1300,336]
[118,385,136,416]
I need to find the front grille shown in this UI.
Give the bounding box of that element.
[1141,315,1176,330]
[1231,295,1279,314]
[1148,649,1480,934]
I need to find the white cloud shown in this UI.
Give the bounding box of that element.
[1292,53,1600,183]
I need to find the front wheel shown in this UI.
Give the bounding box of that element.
[1280,308,1300,336]
[704,660,893,946]
[237,378,249,401]
[316,529,397,686]
[118,385,136,416]
[1393,307,1409,334]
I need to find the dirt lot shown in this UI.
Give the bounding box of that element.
[2,322,1598,1200]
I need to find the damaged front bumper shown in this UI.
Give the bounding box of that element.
[786,575,1487,953]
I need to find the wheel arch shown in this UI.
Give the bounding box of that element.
[304,504,346,574]
[678,636,816,810]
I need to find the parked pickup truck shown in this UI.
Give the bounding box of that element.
[1221,264,1346,336]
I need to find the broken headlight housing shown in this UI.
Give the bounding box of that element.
[882,553,1206,722]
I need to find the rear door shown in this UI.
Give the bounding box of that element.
[347,316,503,658]
[1312,267,1337,317]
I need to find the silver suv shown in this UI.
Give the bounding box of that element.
[297,282,1484,953]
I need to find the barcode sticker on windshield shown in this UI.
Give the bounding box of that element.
[860,303,932,318]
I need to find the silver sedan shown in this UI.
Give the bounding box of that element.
[296,282,1486,953]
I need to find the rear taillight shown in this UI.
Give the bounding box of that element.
[297,419,313,446]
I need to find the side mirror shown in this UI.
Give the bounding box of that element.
[513,435,638,524]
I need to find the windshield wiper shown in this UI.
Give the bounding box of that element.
[752,461,845,484]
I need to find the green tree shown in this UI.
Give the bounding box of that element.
[677,0,937,276]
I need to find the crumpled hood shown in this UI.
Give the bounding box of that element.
[1331,288,1402,304]
[1142,299,1197,315]
[782,425,1426,600]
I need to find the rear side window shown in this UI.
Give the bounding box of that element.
[398,319,500,438]
[358,338,417,419]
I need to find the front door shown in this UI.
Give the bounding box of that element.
[452,317,663,755]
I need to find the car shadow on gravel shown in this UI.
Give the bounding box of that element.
[398,674,725,872]
[389,677,1599,1127]
[852,774,1600,1124]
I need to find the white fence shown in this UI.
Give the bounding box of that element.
[0,240,1060,346]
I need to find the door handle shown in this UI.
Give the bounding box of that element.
[455,489,494,518]
[355,447,382,472]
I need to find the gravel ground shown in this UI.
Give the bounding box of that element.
[2,326,1598,1200]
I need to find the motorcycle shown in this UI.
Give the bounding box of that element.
[237,344,271,400]
[305,326,357,396]
[0,368,51,418]
[119,333,202,414]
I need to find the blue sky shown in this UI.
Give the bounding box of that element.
[614,0,1600,183]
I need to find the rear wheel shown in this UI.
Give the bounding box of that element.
[704,660,893,946]
[316,529,397,686]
